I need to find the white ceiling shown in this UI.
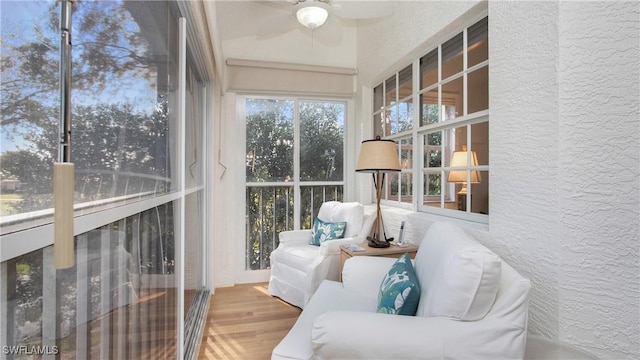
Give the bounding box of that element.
[206,0,396,69]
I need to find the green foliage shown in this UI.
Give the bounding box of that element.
[245,99,294,182]
[1,0,172,213]
[245,99,345,269]
[1,150,53,194]
[0,100,170,212]
[299,102,344,181]
[246,186,293,270]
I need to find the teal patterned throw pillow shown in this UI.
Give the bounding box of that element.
[309,218,347,246]
[377,253,420,316]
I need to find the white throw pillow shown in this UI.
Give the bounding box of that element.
[414,222,501,321]
[318,201,364,239]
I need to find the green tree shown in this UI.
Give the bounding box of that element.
[0,150,52,194]
[244,99,345,269]
[1,1,172,212]
[299,102,344,182]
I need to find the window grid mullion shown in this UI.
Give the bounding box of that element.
[293,100,301,230]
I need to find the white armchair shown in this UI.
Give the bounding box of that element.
[272,221,532,359]
[268,201,375,309]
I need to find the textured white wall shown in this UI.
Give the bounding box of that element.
[491,1,639,358]
[357,1,640,358]
[489,0,562,342]
[556,2,640,357]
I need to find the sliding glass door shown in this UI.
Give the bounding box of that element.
[244,98,346,271]
[0,1,212,359]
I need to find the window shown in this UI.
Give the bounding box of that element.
[245,98,346,270]
[1,1,212,358]
[374,16,489,220]
[0,0,178,234]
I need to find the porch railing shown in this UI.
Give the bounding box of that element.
[245,184,344,270]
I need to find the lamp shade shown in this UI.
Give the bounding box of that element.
[296,1,330,29]
[356,138,401,173]
[448,150,481,183]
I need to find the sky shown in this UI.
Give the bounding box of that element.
[1,0,159,155]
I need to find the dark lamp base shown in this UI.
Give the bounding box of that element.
[367,236,391,248]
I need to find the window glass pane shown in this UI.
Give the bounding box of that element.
[446,168,484,212]
[382,109,392,137]
[442,77,464,121]
[1,0,178,230]
[184,191,203,318]
[246,98,346,270]
[73,1,176,202]
[401,173,412,204]
[402,137,413,205]
[447,169,469,211]
[470,170,489,215]
[388,173,399,199]
[385,75,396,108]
[1,204,178,358]
[445,126,468,168]
[373,83,383,112]
[300,101,345,182]
[1,249,45,350]
[245,99,294,182]
[400,138,413,170]
[1,1,59,218]
[471,122,489,166]
[420,89,439,126]
[398,65,413,99]
[468,17,488,68]
[423,172,445,208]
[374,112,384,138]
[442,33,463,79]
[424,131,443,168]
[397,99,413,132]
[246,186,294,270]
[300,185,343,229]
[420,49,438,89]
[468,65,489,114]
[389,105,398,134]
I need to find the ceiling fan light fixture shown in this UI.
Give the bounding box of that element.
[296,1,330,30]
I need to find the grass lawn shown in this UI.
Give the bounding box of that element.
[0,193,23,216]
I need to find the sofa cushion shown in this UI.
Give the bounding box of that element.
[310,217,347,245]
[272,245,320,273]
[317,201,364,238]
[414,222,501,321]
[377,253,420,315]
[272,280,377,360]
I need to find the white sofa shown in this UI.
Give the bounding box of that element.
[269,201,375,309]
[272,221,532,359]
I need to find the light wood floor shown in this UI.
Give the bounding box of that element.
[198,283,302,360]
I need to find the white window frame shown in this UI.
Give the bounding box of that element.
[237,95,350,283]
[374,14,489,224]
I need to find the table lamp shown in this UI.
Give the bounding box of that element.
[356,136,401,248]
[448,147,481,211]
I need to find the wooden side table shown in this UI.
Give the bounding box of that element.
[339,242,419,281]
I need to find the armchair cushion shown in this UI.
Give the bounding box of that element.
[279,229,313,246]
[317,201,364,238]
[310,217,347,245]
[414,222,502,321]
[377,253,420,316]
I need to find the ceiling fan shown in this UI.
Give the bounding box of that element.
[257,0,395,43]
[291,0,395,30]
